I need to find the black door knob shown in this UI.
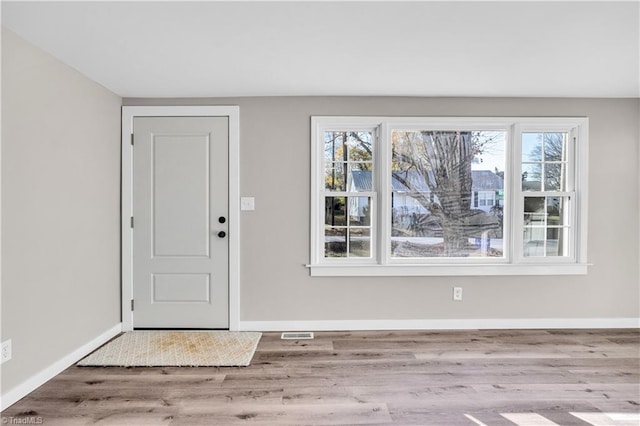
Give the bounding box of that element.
[218,216,226,224]
[218,231,226,238]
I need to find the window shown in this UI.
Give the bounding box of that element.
[323,130,375,258]
[521,132,572,258]
[390,129,506,259]
[310,117,588,276]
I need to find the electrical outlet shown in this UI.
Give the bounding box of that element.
[1,339,12,364]
[453,287,463,301]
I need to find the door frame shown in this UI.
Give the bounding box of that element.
[121,106,240,331]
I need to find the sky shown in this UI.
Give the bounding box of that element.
[472,131,506,173]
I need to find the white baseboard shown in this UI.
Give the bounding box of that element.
[238,318,640,332]
[0,323,122,411]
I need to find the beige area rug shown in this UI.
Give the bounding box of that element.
[77,331,262,367]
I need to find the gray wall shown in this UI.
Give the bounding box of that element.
[124,96,640,322]
[1,29,121,394]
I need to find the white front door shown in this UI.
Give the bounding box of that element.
[132,116,229,329]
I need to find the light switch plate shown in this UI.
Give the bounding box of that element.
[241,197,255,211]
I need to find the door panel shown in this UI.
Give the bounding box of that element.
[152,274,210,303]
[153,134,210,257]
[133,116,229,329]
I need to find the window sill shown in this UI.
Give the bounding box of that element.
[307,263,590,277]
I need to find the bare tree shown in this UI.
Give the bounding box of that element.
[393,131,500,256]
[527,133,566,190]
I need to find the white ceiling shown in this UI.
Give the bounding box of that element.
[2,1,639,98]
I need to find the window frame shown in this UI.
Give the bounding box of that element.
[309,116,589,276]
[311,118,381,266]
[513,121,588,266]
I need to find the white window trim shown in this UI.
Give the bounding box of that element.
[310,118,382,265]
[513,120,589,266]
[309,116,589,276]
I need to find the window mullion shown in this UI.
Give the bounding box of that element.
[512,124,525,263]
[377,123,390,265]
[568,127,578,259]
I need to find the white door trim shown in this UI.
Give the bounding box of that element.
[121,106,240,331]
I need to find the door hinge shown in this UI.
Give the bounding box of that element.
[131,299,135,311]
[131,134,134,146]
[130,216,134,228]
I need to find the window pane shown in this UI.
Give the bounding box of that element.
[346,132,373,162]
[522,163,542,191]
[546,196,567,226]
[522,133,542,162]
[544,133,566,161]
[546,227,560,256]
[348,166,373,192]
[324,131,373,163]
[349,228,371,257]
[523,227,545,257]
[324,227,346,257]
[325,163,346,191]
[478,191,495,207]
[391,130,505,258]
[324,132,345,163]
[546,227,560,241]
[545,163,565,191]
[547,227,569,257]
[325,197,346,226]
[349,197,371,226]
[524,197,545,225]
[523,195,571,257]
[524,226,569,258]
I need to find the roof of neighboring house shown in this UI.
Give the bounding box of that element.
[350,170,503,193]
[471,170,504,191]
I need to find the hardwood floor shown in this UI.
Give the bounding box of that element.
[2,329,639,425]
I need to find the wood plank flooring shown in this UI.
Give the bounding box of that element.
[2,329,638,425]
